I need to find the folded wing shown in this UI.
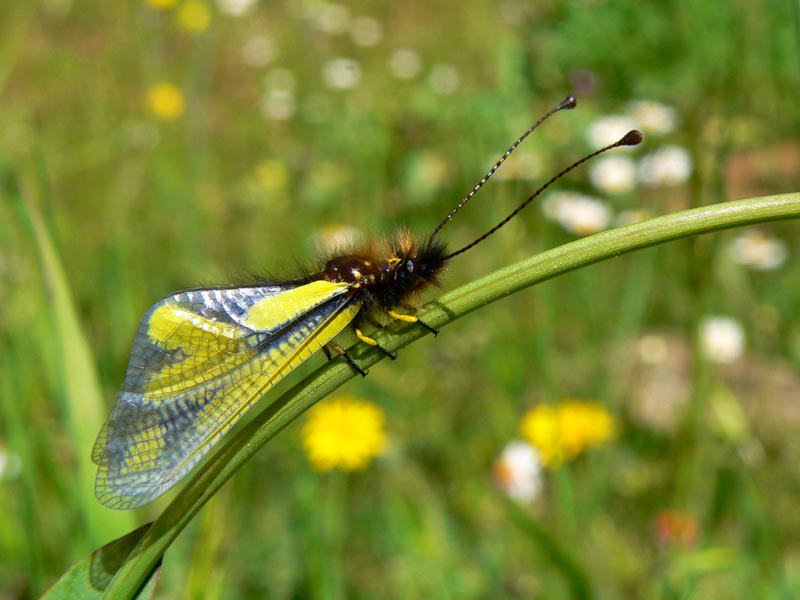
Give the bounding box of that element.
[93,280,360,509]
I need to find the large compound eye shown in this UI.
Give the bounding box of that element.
[404,260,415,274]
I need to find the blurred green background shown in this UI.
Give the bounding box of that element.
[2,0,800,598]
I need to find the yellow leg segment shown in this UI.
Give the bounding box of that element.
[355,328,379,346]
[386,309,438,336]
[355,328,396,359]
[386,309,418,324]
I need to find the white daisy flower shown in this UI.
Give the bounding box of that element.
[260,89,295,121]
[242,35,274,67]
[0,448,21,480]
[700,316,745,364]
[313,3,349,34]
[494,440,543,502]
[628,100,679,135]
[588,155,637,194]
[350,16,383,47]
[637,334,670,365]
[428,64,460,95]
[587,115,637,148]
[217,0,257,17]
[542,191,612,236]
[322,57,361,89]
[728,230,788,271]
[389,48,422,79]
[638,146,693,186]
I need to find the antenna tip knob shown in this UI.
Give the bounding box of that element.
[620,129,644,147]
[560,95,577,110]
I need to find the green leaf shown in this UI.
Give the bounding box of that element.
[40,524,160,600]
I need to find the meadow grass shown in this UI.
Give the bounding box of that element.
[1,1,799,599]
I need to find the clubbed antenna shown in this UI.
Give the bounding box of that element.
[445,129,644,260]
[431,95,577,238]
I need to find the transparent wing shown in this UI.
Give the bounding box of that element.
[92,280,361,509]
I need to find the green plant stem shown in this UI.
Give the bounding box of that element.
[101,193,800,599]
[312,474,347,600]
[504,496,593,600]
[553,464,578,543]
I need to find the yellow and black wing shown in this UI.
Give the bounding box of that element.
[92,279,361,509]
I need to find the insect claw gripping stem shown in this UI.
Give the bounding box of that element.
[379,346,398,360]
[322,342,367,377]
[325,343,368,377]
[415,318,439,336]
[344,352,370,377]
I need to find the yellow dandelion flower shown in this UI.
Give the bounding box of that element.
[301,395,387,472]
[178,1,211,34]
[521,400,615,468]
[147,82,185,121]
[255,159,289,191]
[521,404,561,466]
[147,0,178,10]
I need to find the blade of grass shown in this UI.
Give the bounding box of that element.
[7,167,135,544]
[1,351,47,587]
[504,496,593,600]
[0,1,32,96]
[98,192,800,599]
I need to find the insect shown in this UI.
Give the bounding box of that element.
[92,96,642,509]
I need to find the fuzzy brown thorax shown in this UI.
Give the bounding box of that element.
[322,233,448,309]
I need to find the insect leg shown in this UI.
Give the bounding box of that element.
[325,342,368,377]
[386,309,439,337]
[354,327,397,360]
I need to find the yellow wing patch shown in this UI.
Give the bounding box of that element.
[242,280,349,331]
[93,280,358,509]
[148,305,241,349]
[145,305,247,398]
